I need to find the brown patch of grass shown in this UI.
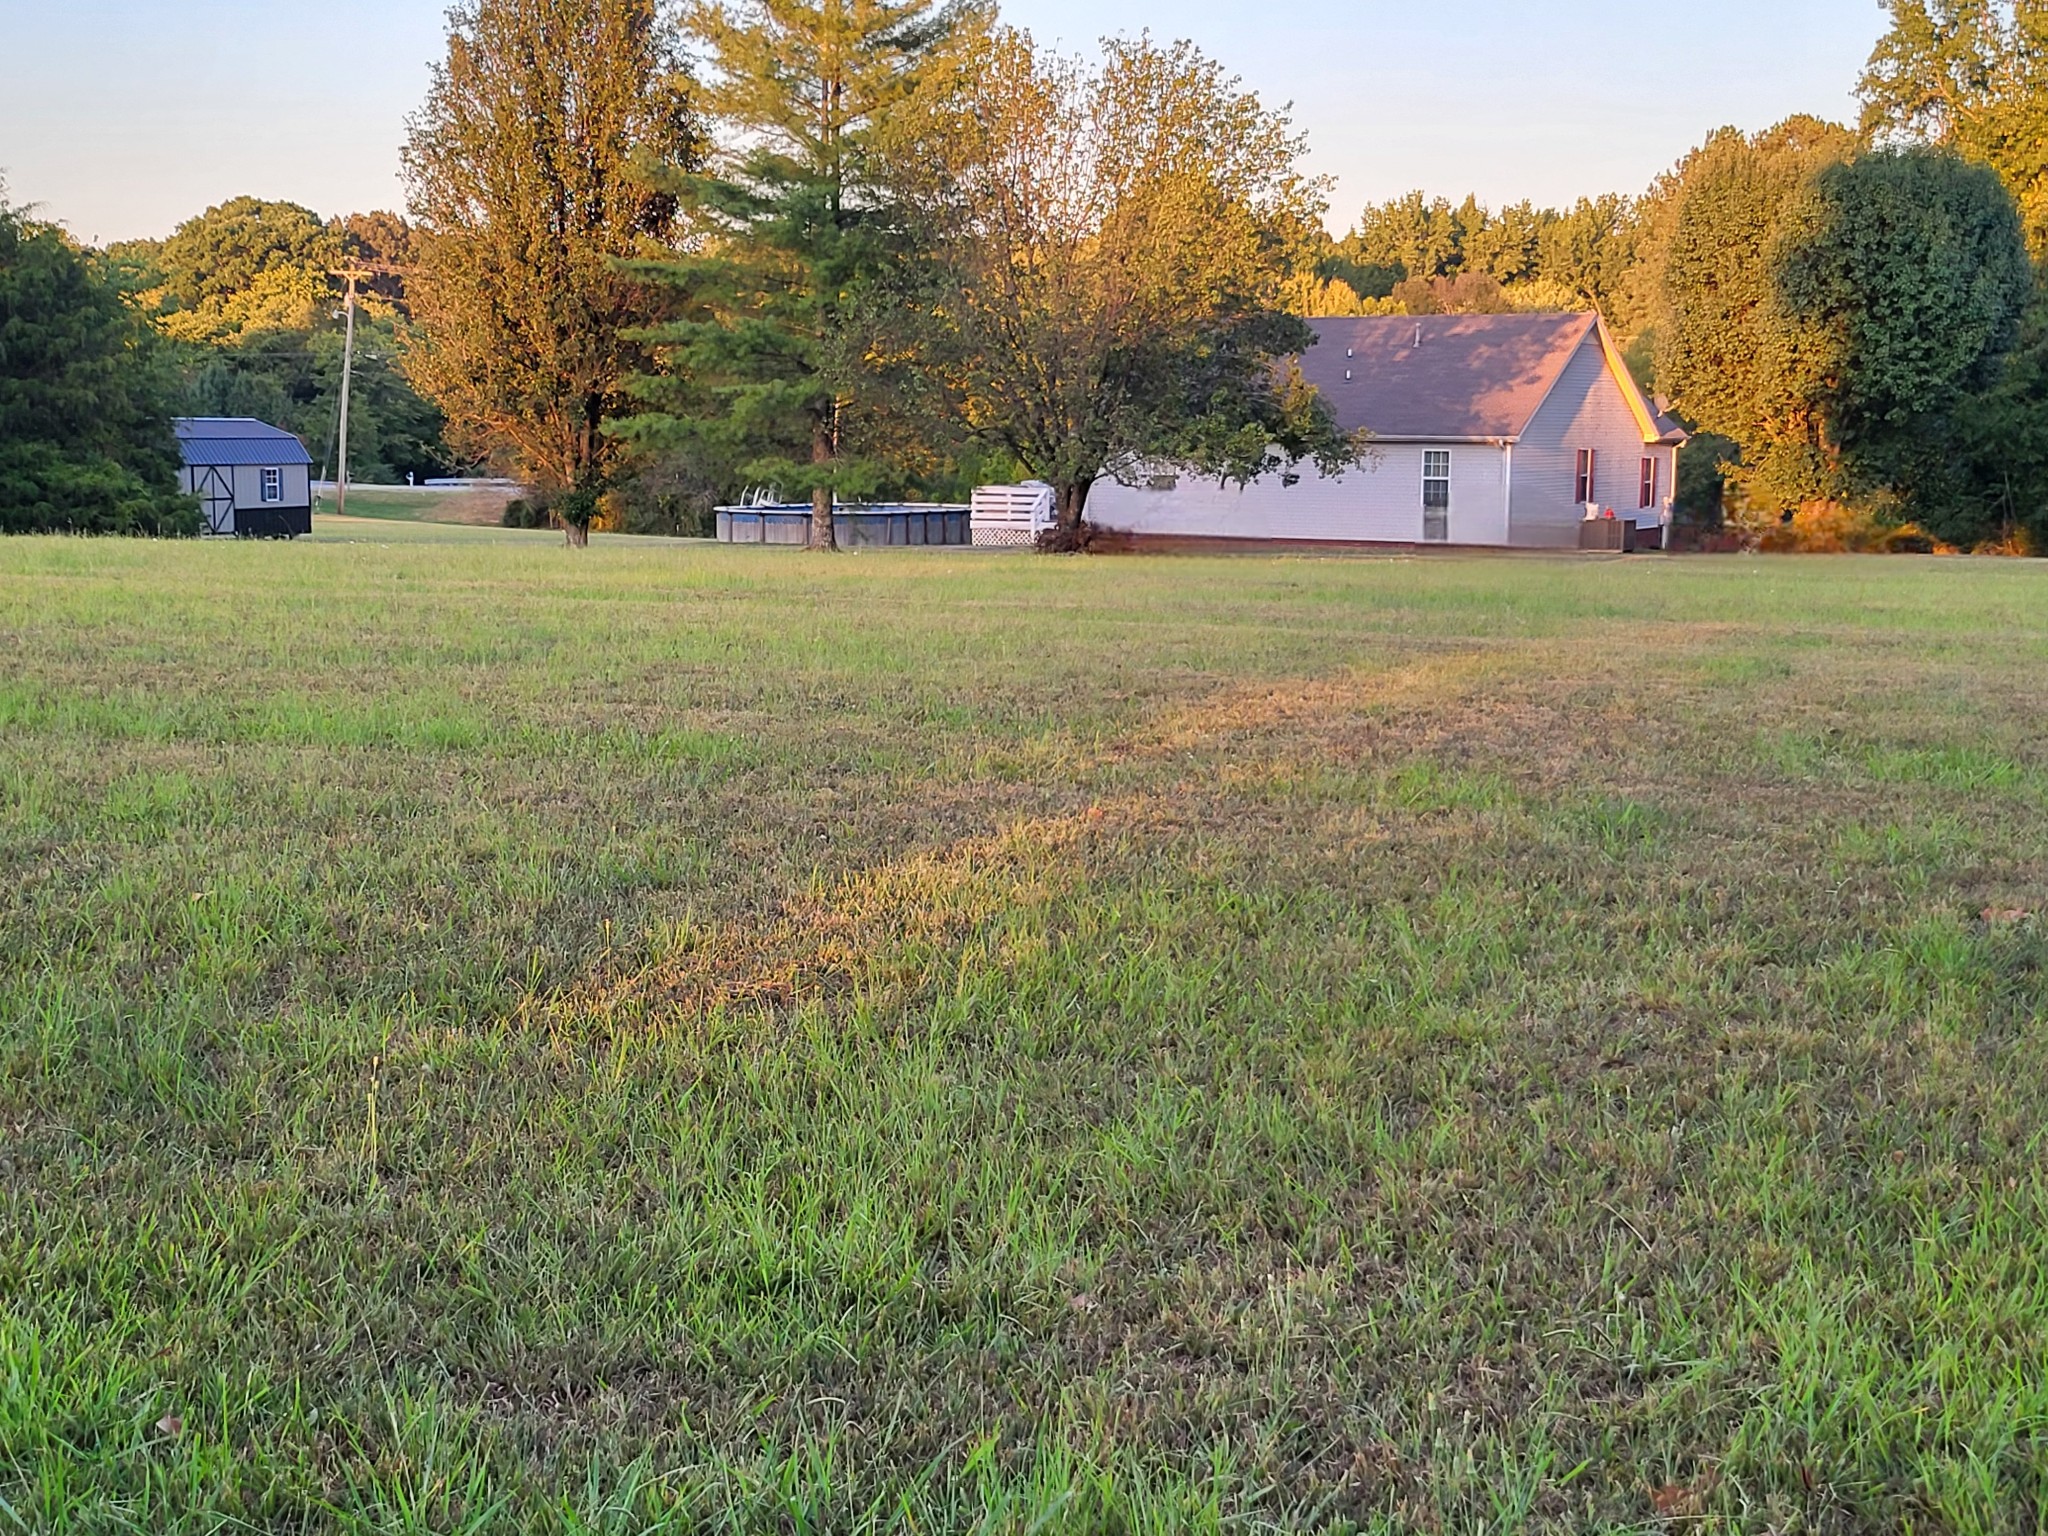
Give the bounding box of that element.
[559,812,1103,1025]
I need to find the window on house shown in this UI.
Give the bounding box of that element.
[1639,457,1658,509]
[1422,450,1450,540]
[1422,451,1451,508]
[1575,449,1597,506]
[261,467,283,504]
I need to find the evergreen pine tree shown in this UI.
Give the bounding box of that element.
[618,0,972,549]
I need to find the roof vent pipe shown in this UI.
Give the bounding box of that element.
[1413,322,1423,348]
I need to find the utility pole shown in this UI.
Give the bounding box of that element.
[336,272,359,519]
[328,260,403,521]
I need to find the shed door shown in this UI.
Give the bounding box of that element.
[194,466,235,535]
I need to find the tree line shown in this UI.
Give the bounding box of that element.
[116,199,446,487]
[0,192,448,536]
[4,0,2046,550]
[396,0,1356,548]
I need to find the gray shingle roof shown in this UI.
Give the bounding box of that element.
[173,418,313,467]
[1298,313,1602,441]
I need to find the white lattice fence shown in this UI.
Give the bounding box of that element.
[971,484,1057,547]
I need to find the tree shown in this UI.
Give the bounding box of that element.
[402,0,703,544]
[134,197,338,343]
[1652,125,2031,518]
[1860,0,2048,256]
[0,201,196,536]
[878,28,1359,537]
[1536,195,1640,316]
[617,0,969,550]
[1919,295,2048,547]
[1776,149,2031,493]
[1672,430,1740,532]
[1646,118,1861,508]
[1337,191,1638,321]
[114,199,448,486]
[1760,150,2031,539]
[1463,199,1550,287]
[335,211,417,308]
[1342,192,1469,286]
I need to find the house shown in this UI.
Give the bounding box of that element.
[174,418,314,538]
[1084,312,1686,550]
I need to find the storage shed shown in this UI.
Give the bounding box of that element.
[174,418,314,538]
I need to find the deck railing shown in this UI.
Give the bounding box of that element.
[970,485,1057,547]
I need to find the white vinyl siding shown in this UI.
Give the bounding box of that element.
[1511,333,1668,547]
[1085,442,1512,545]
[1081,323,1673,550]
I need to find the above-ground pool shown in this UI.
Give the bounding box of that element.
[715,505,971,547]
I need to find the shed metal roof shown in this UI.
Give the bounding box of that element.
[173,417,313,467]
[1297,313,1672,443]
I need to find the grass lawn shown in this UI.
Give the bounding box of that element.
[2,534,2045,1533]
[313,486,517,527]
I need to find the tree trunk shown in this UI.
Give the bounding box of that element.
[1038,479,1095,553]
[809,417,837,551]
[809,485,836,551]
[1056,480,1091,529]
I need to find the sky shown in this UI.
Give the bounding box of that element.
[0,0,1890,245]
